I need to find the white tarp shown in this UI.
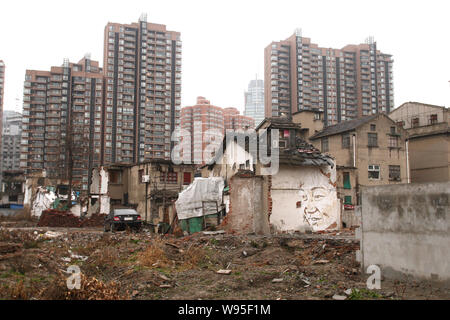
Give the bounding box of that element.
[31,187,57,218]
[175,177,224,220]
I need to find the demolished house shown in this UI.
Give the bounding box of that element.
[89,160,197,231]
[202,118,342,235]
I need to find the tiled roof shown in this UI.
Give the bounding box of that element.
[310,114,379,140]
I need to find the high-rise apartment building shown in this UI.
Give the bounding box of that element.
[223,107,255,131]
[21,56,104,191]
[265,30,394,126]
[103,15,182,165]
[180,97,255,163]
[244,78,265,127]
[181,97,225,163]
[0,60,5,153]
[1,111,23,186]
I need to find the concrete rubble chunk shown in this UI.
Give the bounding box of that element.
[216,269,232,275]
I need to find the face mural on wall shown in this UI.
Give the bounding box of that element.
[297,169,339,232]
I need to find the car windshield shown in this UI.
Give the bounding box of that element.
[114,209,138,216]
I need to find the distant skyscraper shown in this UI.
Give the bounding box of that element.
[244,77,265,126]
[21,57,104,191]
[265,31,394,126]
[103,15,182,164]
[0,60,4,154]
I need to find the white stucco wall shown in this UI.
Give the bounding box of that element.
[360,182,450,283]
[270,164,340,233]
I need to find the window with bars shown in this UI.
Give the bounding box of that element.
[368,133,378,147]
[389,136,398,148]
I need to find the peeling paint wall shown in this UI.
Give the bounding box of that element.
[360,182,450,283]
[270,164,340,233]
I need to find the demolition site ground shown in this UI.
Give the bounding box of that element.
[0,213,448,300]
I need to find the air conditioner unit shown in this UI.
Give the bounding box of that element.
[142,175,150,183]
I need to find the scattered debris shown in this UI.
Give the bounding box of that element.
[344,289,353,295]
[332,294,347,300]
[203,230,225,236]
[314,260,330,265]
[43,231,63,239]
[272,278,284,283]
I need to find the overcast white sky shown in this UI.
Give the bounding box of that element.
[1,0,449,114]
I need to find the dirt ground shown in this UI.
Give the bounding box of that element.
[0,215,448,300]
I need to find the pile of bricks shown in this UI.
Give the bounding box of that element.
[37,210,106,228]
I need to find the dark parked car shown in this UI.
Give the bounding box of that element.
[104,207,142,232]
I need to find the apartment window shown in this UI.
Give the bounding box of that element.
[390,126,396,134]
[368,165,380,180]
[368,133,378,147]
[343,172,351,189]
[321,137,329,152]
[412,118,419,128]
[389,165,401,181]
[342,133,351,149]
[370,124,376,131]
[429,114,438,125]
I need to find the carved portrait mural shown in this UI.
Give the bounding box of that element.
[270,165,340,233]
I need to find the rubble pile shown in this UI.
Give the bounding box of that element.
[37,210,81,227]
[80,214,107,228]
[37,210,106,228]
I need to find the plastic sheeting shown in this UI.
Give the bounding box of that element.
[31,187,57,218]
[175,177,224,220]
